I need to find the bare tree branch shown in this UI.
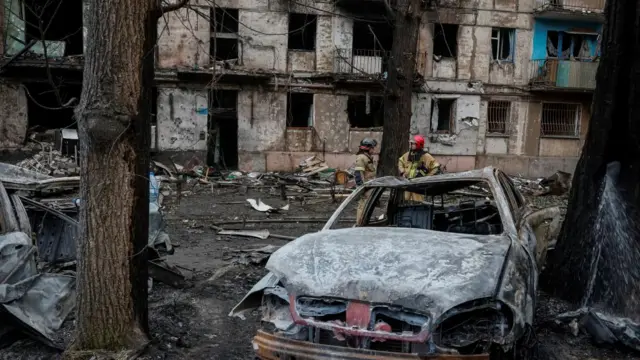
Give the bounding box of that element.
[161,0,189,15]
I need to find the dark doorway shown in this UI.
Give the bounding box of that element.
[208,90,238,169]
[24,82,80,130]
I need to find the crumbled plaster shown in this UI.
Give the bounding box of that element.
[287,51,316,72]
[315,15,333,72]
[411,93,430,135]
[0,83,28,148]
[237,90,286,152]
[426,95,481,156]
[213,0,269,10]
[433,58,457,79]
[285,128,315,152]
[269,0,334,14]
[157,6,210,69]
[156,88,208,151]
[313,94,349,153]
[331,11,353,72]
[239,11,288,71]
[513,30,532,85]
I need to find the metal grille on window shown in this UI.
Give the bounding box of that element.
[540,103,580,137]
[487,101,510,134]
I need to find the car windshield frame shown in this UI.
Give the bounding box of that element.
[322,176,517,236]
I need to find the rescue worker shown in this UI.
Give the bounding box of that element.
[354,138,377,187]
[398,135,441,201]
[354,138,377,224]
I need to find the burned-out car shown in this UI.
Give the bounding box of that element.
[230,167,560,359]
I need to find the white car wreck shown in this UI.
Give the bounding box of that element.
[230,167,560,360]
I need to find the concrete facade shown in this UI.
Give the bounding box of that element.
[0,0,605,177]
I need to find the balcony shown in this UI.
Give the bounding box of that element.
[334,49,390,78]
[529,59,598,91]
[533,0,605,21]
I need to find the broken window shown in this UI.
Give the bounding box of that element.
[212,8,238,33]
[348,95,384,128]
[288,13,317,51]
[431,98,455,133]
[210,8,239,62]
[546,31,598,60]
[352,20,393,51]
[540,103,580,137]
[487,101,511,135]
[491,28,514,61]
[433,24,458,58]
[287,93,314,127]
[17,0,85,56]
[211,38,239,61]
[329,180,504,236]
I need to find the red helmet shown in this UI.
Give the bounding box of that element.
[412,135,425,150]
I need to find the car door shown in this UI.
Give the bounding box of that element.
[496,171,561,270]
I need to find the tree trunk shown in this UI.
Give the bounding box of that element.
[543,0,640,320]
[377,0,422,176]
[72,0,158,350]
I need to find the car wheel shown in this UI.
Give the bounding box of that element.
[492,326,538,360]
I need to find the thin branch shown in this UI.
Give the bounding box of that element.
[161,0,189,15]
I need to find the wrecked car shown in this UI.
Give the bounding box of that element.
[230,167,560,359]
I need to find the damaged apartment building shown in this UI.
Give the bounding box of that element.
[0,0,603,176]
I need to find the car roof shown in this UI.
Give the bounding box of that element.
[363,166,499,189]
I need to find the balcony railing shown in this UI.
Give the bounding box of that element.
[334,48,427,78]
[335,48,390,76]
[529,59,598,90]
[534,0,605,14]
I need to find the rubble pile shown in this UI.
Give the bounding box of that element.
[16,142,79,177]
[152,155,356,206]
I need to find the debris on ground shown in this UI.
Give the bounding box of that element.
[0,232,76,349]
[246,198,289,213]
[0,162,79,193]
[509,170,572,197]
[0,169,184,349]
[556,308,640,352]
[219,229,270,240]
[230,244,281,265]
[537,170,572,196]
[217,229,296,241]
[297,156,330,177]
[0,182,75,349]
[15,141,80,177]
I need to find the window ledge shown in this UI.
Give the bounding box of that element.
[540,135,580,140]
[486,133,510,138]
[287,127,314,130]
[350,127,383,132]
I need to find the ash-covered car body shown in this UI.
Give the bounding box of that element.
[231,167,559,359]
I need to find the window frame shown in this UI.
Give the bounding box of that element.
[539,102,581,138]
[491,28,515,62]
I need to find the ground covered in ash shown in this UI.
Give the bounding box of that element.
[0,181,637,360]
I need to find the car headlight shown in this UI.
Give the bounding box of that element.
[432,299,513,354]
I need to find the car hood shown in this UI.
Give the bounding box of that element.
[266,227,511,318]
